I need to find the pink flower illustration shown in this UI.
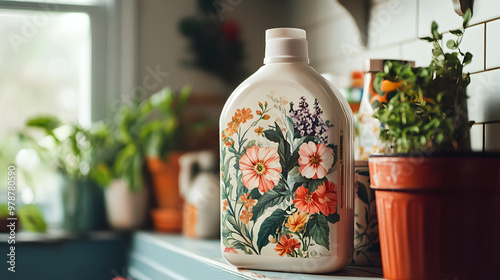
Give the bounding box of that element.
[316,180,338,215]
[298,142,334,179]
[239,145,282,193]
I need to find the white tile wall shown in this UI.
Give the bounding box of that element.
[418,0,463,37]
[485,123,500,151]
[467,68,500,123]
[470,0,500,24]
[369,0,418,48]
[307,15,361,64]
[291,0,346,28]
[470,124,484,152]
[486,19,500,69]
[443,23,485,73]
[401,38,434,67]
[291,0,500,152]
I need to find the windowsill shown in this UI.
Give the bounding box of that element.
[0,229,128,243]
[129,231,384,280]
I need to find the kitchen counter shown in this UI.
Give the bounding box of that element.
[128,231,384,280]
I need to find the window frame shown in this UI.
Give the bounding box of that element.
[0,0,137,123]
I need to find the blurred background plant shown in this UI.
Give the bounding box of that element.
[179,0,247,87]
[0,85,194,232]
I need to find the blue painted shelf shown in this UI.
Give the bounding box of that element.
[128,232,384,280]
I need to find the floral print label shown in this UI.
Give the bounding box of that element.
[221,91,341,258]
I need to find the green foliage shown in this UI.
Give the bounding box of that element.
[250,181,289,222]
[305,214,330,249]
[139,85,192,161]
[0,204,9,218]
[18,205,47,232]
[25,116,111,181]
[256,208,286,253]
[23,85,192,191]
[373,10,474,154]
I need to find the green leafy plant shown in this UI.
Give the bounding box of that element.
[139,85,192,161]
[98,85,192,191]
[21,86,192,192]
[373,10,474,154]
[17,205,47,232]
[25,116,109,180]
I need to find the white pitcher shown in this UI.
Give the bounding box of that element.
[179,150,220,239]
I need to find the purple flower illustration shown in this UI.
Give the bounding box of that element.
[290,97,331,143]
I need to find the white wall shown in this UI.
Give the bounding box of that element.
[136,0,294,96]
[291,0,500,152]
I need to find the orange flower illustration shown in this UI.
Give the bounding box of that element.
[293,186,321,214]
[254,126,264,136]
[224,247,238,254]
[285,211,309,232]
[224,121,239,137]
[240,193,257,209]
[235,108,253,124]
[316,180,338,215]
[298,141,334,179]
[221,132,227,142]
[239,145,281,193]
[225,140,234,147]
[240,209,253,224]
[222,198,228,212]
[256,110,262,115]
[274,234,301,257]
[262,114,270,120]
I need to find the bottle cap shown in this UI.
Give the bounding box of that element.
[264,28,309,64]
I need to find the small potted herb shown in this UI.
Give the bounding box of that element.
[140,86,192,232]
[369,10,500,280]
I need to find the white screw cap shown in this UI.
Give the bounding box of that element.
[264,28,309,64]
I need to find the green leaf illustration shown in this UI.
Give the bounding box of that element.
[306,214,330,249]
[357,181,369,205]
[256,209,286,253]
[250,181,288,221]
[249,188,262,200]
[326,212,340,224]
[264,123,291,179]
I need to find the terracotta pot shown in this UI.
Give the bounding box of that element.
[369,154,500,280]
[151,208,183,232]
[147,153,184,209]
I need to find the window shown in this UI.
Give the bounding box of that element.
[0,9,91,137]
[0,0,137,228]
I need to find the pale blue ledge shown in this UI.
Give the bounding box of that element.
[128,232,384,280]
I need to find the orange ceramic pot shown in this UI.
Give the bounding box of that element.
[151,208,183,232]
[369,154,500,280]
[147,153,184,232]
[147,153,184,209]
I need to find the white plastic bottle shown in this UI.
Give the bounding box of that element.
[220,28,354,273]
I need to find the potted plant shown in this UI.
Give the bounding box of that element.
[369,10,500,280]
[25,116,108,231]
[139,86,192,232]
[89,117,149,231]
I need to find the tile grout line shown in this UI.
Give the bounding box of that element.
[474,120,500,125]
[470,16,500,27]
[484,23,487,71]
[470,66,500,75]
[482,123,486,153]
